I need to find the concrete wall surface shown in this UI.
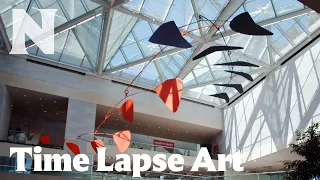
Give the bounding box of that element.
[0,53,223,130]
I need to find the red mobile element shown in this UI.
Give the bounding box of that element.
[113,130,131,153]
[120,99,134,123]
[66,142,81,155]
[91,140,105,154]
[39,136,50,144]
[154,78,183,112]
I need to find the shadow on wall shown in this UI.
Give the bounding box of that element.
[222,40,320,163]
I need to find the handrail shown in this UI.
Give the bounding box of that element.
[95,136,199,157]
[0,163,290,180]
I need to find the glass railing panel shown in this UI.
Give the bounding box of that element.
[5,130,64,150]
[95,136,198,157]
[0,155,289,180]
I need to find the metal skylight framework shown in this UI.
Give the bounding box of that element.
[0,0,319,108]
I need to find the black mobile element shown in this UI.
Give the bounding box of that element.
[149,21,192,48]
[214,84,244,94]
[215,61,259,67]
[225,70,254,81]
[230,12,273,36]
[210,93,230,103]
[193,46,243,61]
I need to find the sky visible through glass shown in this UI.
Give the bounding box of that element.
[0,0,319,106]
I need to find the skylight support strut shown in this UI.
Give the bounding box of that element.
[97,0,118,76]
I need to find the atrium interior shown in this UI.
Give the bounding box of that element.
[0,0,320,179]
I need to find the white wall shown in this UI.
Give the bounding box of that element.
[0,53,223,130]
[222,40,320,163]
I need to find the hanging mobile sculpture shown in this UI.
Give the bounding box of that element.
[39,11,273,154]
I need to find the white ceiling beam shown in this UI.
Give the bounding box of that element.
[96,0,128,76]
[97,10,114,75]
[177,0,247,80]
[113,6,204,43]
[209,8,314,42]
[102,41,199,75]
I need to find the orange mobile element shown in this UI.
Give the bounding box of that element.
[39,136,50,144]
[154,78,183,112]
[66,142,81,155]
[91,140,105,154]
[113,130,131,153]
[120,99,134,123]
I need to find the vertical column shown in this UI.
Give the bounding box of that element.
[0,84,12,141]
[65,98,96,178]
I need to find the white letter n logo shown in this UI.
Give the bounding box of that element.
[10,9,57,55]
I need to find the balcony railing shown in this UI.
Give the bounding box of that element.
[95,136,199,157]
[0,159,291,180]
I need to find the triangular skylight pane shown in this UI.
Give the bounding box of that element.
[298,12,320,34]
[187,16,201,36]
[165,0,193,28]
[157,59,175,80]
[81,0,101,10]
[27,30,92,71]
[140,0,172,21]
[244,0,276,23]
[122,0,144,12]
[195,0,228,29]
[184,72,197,87]
[137,62,160,86]
[73,14,104,68]
[109,50,127,68]
[105,11,138,69]
[260,48,270,65]
[107,18,195,73]
[244,36,268,61]
[59,31,87,67]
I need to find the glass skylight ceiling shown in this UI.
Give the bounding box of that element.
[1,0,319,107]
